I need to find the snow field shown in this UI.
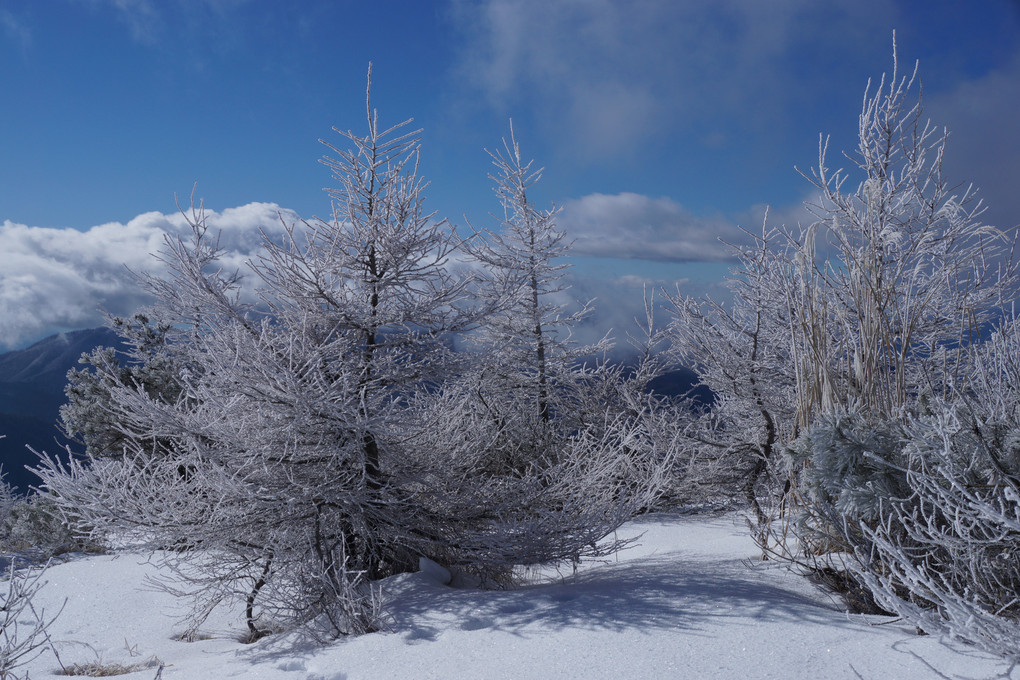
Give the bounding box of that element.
[17,513,1018,679]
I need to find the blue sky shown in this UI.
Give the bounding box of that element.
[2,0,1019,350]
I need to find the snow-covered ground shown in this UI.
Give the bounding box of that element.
[15,512,1018,679]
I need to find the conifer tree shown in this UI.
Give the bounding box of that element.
[40,74,672,639]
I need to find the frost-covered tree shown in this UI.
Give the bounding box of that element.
[40,69,479,637]
[773,115,1020,643]
[783,45,1014,427]
[263,70,484,492]
[668,38,1018,597]
[39,74,674,640]
[61,313,182,460]
[459,125,611,485]
[453,125,673,520]
[381,126,674,579]
[779,41,1017,582]
[467,124,601,430]
[674,38,1015,478]
[665,222,798,523]
[40,219,386,638]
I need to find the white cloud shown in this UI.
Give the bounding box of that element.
[926,51,1020,231]
[0,202,300,350]
[558,192,746,262]
[451,0,892,160]
[0,193,752,356]
[614,274,661,288]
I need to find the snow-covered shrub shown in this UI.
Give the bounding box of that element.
[763,412,911,613]
[665,228,797,522]
[787,412,909,526]
[0,455,60,680]
[758,322,1020,651]
[760,322,1020,654]
[61,314,183,460]
[0,446,98,561]
[841,320,1020,658]
[0,561,60,680]
[40,309,405,639]
[848,407,1020,659]
[404,372,674,584]
[669,36,1016,532]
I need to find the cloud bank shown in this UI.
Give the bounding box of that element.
[0,203,299,350]
[0,194,737,353]
[558,193,745,262]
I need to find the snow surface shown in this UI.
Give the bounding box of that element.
[15,512,1019,679]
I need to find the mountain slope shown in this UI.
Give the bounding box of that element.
[0,327,122,491]
[0,327,122,410]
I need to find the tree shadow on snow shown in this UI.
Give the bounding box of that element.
[385,553,868,641]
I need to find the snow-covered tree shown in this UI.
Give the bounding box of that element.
[39,68,478,637]
[389,127,674,579]
[781,40,1017,582]
[665,222,798,524]
[677,37,1012,472]
[458,125,618,488]
[61,313,182,460]
[667,38,1019,617]
[39,75,674,640]
[784,47,1014,427]
[467,123,601,429]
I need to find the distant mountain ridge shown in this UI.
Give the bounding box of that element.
[0,327,123,491]
[0,327,122,399]
[0,327,709,492]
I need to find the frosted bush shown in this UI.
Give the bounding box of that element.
[0,457,60,679]
[850,405,1020,660]
[787,412,909,524]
